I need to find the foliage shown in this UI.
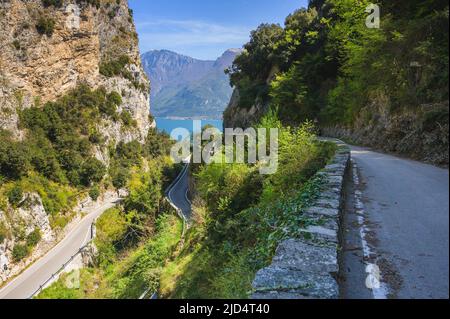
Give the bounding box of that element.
[160,115,336,298]
[12,244,29,262]
[7,185,23,207]
[38,214,182,299]
[36,16,56,37]
[89,186,100,201]
[80,158,106,186]
[14,85,124,187]
[26,228,42,248]
[42,0,64,7]
[120,110,137,127]
[227,0,449,126]
[99,55,131,78]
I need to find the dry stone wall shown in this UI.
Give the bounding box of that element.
[252,140,350,299]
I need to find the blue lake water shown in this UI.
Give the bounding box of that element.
[155,118,223,140]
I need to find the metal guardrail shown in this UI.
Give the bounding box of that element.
[28,222,95,299]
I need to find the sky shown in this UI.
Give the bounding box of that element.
[128,0,308,60]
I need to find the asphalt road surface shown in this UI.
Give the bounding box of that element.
[168,162,191,219]
[342,146,449,299]
[0,198,120,299]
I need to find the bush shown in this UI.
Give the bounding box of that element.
[89,186,100,201]
[12,40,21,50]
[111,168,129,190]
[120,111,137,127]
[80,158,106,186]
[0,136,30,179]
[36,16,55,37]
[7,185,23,207]
[99,91,122,117]
[12,244,29,262]
[99,55,131,78]
[26,228,42,248]
[0,222,8,243]
[42,0,64,7]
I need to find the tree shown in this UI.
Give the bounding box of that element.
[7,185,23,207]
[80,158,106,186]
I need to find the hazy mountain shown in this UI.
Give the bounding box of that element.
[142,49,241,119]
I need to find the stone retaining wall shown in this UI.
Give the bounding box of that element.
[252,140,351,299]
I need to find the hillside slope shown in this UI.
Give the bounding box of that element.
[224,0,449,165]
[0,0,153,285]
[142,49,241,119]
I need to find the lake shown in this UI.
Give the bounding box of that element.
[155,118,223,140]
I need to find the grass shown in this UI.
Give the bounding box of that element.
[36,213,182,299]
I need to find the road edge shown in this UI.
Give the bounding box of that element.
[251,139,351,299]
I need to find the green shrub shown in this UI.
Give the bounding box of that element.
[111,167,129,190]
[36,16,55,37]
[7,185,23,207]
[12,244,29,262]
[107,91,122,106]
[0,134,31,179]
[26,228,42,248]
[99,55,131,78]
[89,186,100,201]
[80,158,106,186]
[12,40,21,50]
[0,222,8,243]
[89,130,104,144]
[120,110,136,127]
[42,0,64,7]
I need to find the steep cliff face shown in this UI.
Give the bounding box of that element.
[223,65,278,128]
[0,0,151,142]
[0,0,152,285]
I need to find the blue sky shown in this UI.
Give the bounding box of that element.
[129,0,308,60]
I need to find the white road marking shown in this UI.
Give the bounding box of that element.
[185,189,191,205]
[352,159,389,299]
[0,199,118,298]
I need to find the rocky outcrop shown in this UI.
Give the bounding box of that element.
[0,0,151,286]
[0,0,152,143]
[252,141,350,299]
[0,192,54,283]
[223,65,278,129]
[223,89,266,128]
[322,101,449,166]
[0,190,118,286]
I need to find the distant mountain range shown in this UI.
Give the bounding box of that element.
[141,49,241,119]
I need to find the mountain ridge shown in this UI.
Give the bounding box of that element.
[142,49,241,119]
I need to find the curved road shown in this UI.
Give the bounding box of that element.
[0,198,120,299]
[167,160,191,220]
[342,145,449,299]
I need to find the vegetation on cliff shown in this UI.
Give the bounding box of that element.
[36,134,184,299]
[0,84,171,262]
[226,0,449,164]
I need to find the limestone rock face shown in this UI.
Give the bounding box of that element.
[0,0,152,143]
[0,193,55,284]
[223,65,279,129]
[0,0,152,286]
[223,89,269,129]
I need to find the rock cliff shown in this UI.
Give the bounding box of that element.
[0,0,152,286]
[0,0,152,142]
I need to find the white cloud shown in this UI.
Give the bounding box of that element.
[136,19,251,58]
